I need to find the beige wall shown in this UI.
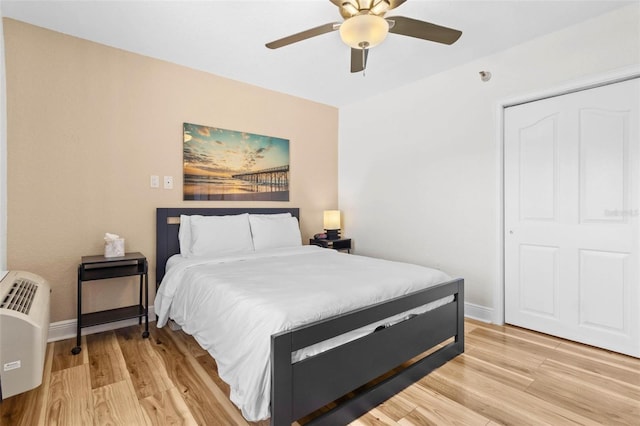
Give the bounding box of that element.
[4,19,339,323]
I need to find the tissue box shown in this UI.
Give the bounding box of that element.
[104,238,125,258]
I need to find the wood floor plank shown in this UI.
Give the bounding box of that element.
[115,325,173,399]
[51,335,88,372]
[369,390,417,423]
[468,326,559,360]
[542,358,640,399]
[397,405,489,426]
[396,383,492,426]
[469,320,562,350]
[0,392,36,426]
[139,387,199,426]
[556,338,640,369]
[92,380,150,425]
[545,345,640,387]
[451,348,534,391]
[462,319,480,333]
[464,334,545,378]
[526,359,640,425]
[45,363,94,425]
[350,407,397,425]
[422,361,602,425]
[86,331,128,389]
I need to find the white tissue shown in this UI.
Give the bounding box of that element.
[104,232,125,257]
[104,232,120,241]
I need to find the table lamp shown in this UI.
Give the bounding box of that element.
[323,210,341,240]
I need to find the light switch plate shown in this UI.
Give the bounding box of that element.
[150,175,160,188]
[164,176,173,189]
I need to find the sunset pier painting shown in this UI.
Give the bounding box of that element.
[183,123,290,201]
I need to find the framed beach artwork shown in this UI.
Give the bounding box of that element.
[183,123,290,201]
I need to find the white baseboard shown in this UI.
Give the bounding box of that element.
[48,303,491,342]
[48,306,156,343]
[465,302,493,323]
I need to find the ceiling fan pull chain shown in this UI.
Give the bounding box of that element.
[358,41,369,76]
[362,48,366,76]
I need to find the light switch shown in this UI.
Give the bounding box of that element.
[164,176,173,189]
[150,175,160,188]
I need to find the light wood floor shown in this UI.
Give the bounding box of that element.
[1,318,639,425]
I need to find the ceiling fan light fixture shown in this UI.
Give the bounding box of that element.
[359,0,374,10]
[339,14,389,49]
[341,1,359,16]
[370,0,391,15]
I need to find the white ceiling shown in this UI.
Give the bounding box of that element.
[1,0,634,107]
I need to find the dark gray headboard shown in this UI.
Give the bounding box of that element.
[155,207,300,285]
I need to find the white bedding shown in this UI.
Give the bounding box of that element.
[154,245,451,421]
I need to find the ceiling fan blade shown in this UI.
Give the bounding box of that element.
[266,23,340,49]
[350,48,369,73]
[387,16,462,45]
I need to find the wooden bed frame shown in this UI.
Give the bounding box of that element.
[156,207,464,426]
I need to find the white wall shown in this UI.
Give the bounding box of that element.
[338,5,640,321]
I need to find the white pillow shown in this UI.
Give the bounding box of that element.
[178,214,198,257]
[250,212,292,218]
[178,213,291,257]
[249,215,302,251]
[189,213,254,257]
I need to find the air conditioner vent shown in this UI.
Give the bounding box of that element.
[0,278,38,314]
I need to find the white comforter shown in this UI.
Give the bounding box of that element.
[154,245,451,421]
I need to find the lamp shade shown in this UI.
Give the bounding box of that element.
[323,210,341,230]
[339,14,389,49]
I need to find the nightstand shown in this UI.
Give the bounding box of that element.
[72,252,149,355]
[310,238,351,253]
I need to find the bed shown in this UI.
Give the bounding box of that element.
[155,207,464,425]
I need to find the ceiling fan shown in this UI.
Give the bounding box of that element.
[265,0,462,73]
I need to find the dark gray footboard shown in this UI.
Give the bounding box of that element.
[271,278,464,425]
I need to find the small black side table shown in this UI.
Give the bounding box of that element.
[309,238,352,253]
[72,252,149,355]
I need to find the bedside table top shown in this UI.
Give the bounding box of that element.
[81,252,146,265]
[309,238,351,251]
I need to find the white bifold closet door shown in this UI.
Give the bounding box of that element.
[504,78,639,357]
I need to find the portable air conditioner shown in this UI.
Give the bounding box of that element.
[0,271,50,400]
